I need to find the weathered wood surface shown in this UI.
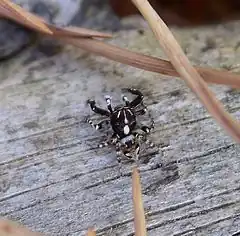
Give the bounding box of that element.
[1,21,240,236]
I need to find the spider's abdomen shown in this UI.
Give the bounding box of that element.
[110,107,136,138]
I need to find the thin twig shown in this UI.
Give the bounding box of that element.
[0,1,112,38]
[60,37,240,88]
[1,0,52,34]
[131,0,240,143]
[132,167,147,236]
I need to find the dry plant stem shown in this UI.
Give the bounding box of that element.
[131,0,240,142]
[50,26,112,39]
[1,0,52,34]
[60,37,240,88]
[0,2,112,38]
[132,168,147,236]
[86,228,96,236]
[0,219,43,236]
[1,1,240,88]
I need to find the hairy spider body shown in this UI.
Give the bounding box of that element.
[87,88,154,162]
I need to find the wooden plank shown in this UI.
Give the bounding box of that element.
[1,23,240,236]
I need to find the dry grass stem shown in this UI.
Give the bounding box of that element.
[60,37,240,88]
[86,228,96,236]
[132,168,147,236]
[0,219,43,236]
[131,0,240,143]
[0,1,112,38]
[2,1,240,88]
[1,0,52,34]
[50,25,112,38]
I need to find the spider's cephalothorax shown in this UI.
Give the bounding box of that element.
[111,106,136,140]
[86,88,154,162]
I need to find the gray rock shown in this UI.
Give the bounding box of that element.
[12,0,122,29]
[0,0,124,62]
[0,19,36,61]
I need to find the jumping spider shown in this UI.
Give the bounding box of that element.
[86,88,154,162]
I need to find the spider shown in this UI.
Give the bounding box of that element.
[86,88,154,162]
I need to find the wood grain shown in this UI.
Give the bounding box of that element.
[0,23,240,236]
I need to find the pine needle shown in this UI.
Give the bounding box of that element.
[1,1,240,88]
[60,37,240,88]
[1,0,52,34]
[132,167,147,236]
[0,1,112,38]
[86,228,96,236]
[131,0,240,143]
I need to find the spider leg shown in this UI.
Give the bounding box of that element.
[116,150,135,163]
[116,142,123,163]
[115,137,140,162]
[122,143,141,161]
[140,123,154,134]
[115,142,135,163]
[135,143,140,160]
[104,95,113,113]
[87,117,109,130]
[122,88,144,108]
[98,133,117,148]
[135,107,147,116]
[134,132,155,148]
[136,105,155,133]
[87,99,110,116]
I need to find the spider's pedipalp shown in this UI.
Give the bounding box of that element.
[87,117,109,130]
[122,88,144,108]
[121,94,130,106]
[105,95,113,113]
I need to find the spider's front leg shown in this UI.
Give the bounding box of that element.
[87,99,110,116]
[122,88,144,108]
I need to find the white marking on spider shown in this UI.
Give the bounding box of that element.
[117,111,121,118]
[124,125,130,135]
[105,95,111,105]
[123,110,128,124]
[127,109,133,115]
[136,146,140,155]
[122,95,129,102]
